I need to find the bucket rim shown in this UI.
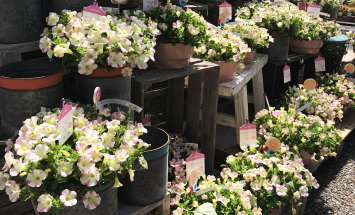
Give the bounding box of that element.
[143,127,170,153]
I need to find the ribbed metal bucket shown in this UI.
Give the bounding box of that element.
[0,59,63,137]
[117,127,169,205]
[0,0,43,44]
[44,0,94,14]
[260,36,290,62]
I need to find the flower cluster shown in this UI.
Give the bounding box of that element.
[254,108,341,160]
[194,24,250,63]
[291,10,340,40]
[0,106,149,212]
[146,3,208,46]
[317,73,355,108]
[224,21,273,50]
[322,0,341,12]
[346,30,355,46]
[225,147,319,214]
[40,10,160,75]
[284,85,344,122]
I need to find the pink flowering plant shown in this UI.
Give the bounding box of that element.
[225,146,319,214]
[194,24,250,63]
[170,175,262,215]
[284,86,344,122]
[40,10,160,75]
[146,3,208,46]
[254,108,341,160]
[0,105,149,212]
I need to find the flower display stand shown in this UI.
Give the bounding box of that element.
[217,54,268,146]
[0,40,40,68]
[0,190,34,215]
[131,60,220,174]
[117,194,170,215]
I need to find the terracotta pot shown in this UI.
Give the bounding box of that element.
[301,150,313,165]
[153,43,193,69]
[244,50,257,65]
[89,67,123,78]
[214,61,242,83]
[290,39,323,55]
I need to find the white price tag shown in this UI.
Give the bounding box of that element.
[239,123,257,148]
[283,64,291,84]
[315,56,326,72]
[307,3,321,18]
[186,152,205,184]
[219,2,232,25]
[143,0,158,11]
[58,105,74,145]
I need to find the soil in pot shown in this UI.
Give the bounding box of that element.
[290,39,323,55]
[153,43,193,69]
[0,59,63,137]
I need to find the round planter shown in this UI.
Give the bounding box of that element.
[0,0,43,44]
[117,127,169,205]
[260,35,290,62]
[44,0,94,15]
[301,150,313,165]
[74,68,131,104]
[0,59,63,137]
[290,39,323,55]
[244,50,257,65]
[153,43,193,69]
[329,7,339,18]
[214,61,243,83]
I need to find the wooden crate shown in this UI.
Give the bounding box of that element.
[0,40,40,68]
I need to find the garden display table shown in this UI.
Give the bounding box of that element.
[132,61,220,174]
[0,40,40,67]
[117,194,170,215]
[217,54,268,145]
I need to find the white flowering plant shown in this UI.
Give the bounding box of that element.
[146,4,208,46]
[284,86,344,122]
[225,147,319,214]
[0,105,149,212]
[224,21,273,50]
[40,10,160,76]
[254,108,341,160]
[346,30,355,46]
[194,24,250,63]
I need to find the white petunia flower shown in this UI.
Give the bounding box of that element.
[60,189,77,207]
[83,191,101,210]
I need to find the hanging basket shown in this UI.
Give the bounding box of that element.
[290,39,323,55]
[153,43,193,69]
[244,50,257,65]
[213,61,243,83]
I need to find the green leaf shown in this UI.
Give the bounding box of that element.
[194,203,217,215]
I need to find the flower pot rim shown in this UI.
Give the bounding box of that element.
[158,43,193,47]
[85,67,123,78]
[0,72,62,90]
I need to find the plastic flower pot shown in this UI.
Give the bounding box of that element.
[260,34,290,62]
[153,43,194,69]
[0,59,63,137]
[290,39,324,55]
[117,127,170,205]
[214,61,243,83]
[244,50,257,65]
[74,67,131,104]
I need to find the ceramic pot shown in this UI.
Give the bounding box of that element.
[153,43,193,69]
[214,61,242,83]
[244,50,257,65]
[301,150,313,165]
[290,39,323,55]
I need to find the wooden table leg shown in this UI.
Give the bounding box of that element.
[158,195,170,215]
[185,73,203,142]
[235,85,248,146]
[168,77,185,133]
[252,70,265,113]
[201,68,219,174]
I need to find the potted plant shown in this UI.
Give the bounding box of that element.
[194,25,250,83]
[225,146,319,215]
[224,20,273,64]
[0,104,150,214]
[254,108,342,164]
[40,10,160,103]
[146,3,208,69]
[290,11,340,54]
[346,30,355,53]
[321,0,341,18]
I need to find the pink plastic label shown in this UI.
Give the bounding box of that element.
[58,104,73,121]
[219,2,232,7]
[240,122,256,130]
[186,151,205,161]
[308,3,320,8]
[83,2,106,16]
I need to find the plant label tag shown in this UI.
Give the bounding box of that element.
[265,137,281,154]
[298,2,307,11]
[186,151,205,185]
[143,0,158,11]
[283,64,291,84]
[344,63,354,77]
[58,104,74,145]
[346,77,355,82]
[307,3,321,18]
[93,87,101,104]
[292,86,307,95]
[96,99,142,113]
[314,56,326,72]
[218,2,232,25]
[265,94,271,110]
[303,78,317,90]
[297,103,311,112]
[83,3,106,18]
[239,122,257,148]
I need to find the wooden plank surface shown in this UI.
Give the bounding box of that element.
[0,40,40,52]
[184,1,208,10]
[117,194,169,215]
[235,86,248,146]
[252,70,265,113]
[216,113,236,128]
[168,78,185,133]
[219,54,268,97]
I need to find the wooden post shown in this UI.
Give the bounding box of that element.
[131,80,145,122]
[168,77,185,133]
[252,70,265,113]
[235,85,248,146]
[158,195,170,215]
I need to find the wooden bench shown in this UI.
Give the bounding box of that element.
[0,40,40,67]
[217,54,268,145]
[117,194,170,215]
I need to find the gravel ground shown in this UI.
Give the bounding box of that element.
[304,130,355,215]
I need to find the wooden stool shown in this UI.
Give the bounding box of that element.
[217,54,268,145]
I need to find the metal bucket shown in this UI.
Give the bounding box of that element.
[44,0,94,14]
[0,59,63,137]
[74,74,131,105]
[117,127,169,205]
[260,36,290,62]
[0,0,43,44]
